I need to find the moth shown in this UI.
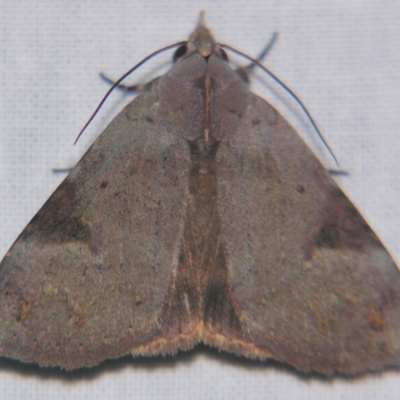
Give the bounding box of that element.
[1,14,400,375]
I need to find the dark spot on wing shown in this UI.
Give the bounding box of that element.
[20,178,92,246]
[314,187,384,251]
[315,223,340,248]
[297,185,305,193]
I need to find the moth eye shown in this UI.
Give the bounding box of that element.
[173,45,188,63]
[220,49,229,62]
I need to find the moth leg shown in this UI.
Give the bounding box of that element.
[235,32,278,83]
[327,169,349,176]
[99,72,160,93]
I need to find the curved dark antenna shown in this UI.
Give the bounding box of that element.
[74,41,186,144]
[221,43,338,166]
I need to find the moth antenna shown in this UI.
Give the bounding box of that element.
[221,43,339,167]
[74,41,186,144]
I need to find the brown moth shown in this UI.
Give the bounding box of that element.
[1,14,400,375]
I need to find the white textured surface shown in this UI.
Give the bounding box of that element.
[0,1,400,399]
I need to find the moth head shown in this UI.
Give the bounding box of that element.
[173,12,228,63]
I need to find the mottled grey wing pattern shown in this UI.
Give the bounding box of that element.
[2,13,400,375]
[0,87,190,369]
[216,92,400,374]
